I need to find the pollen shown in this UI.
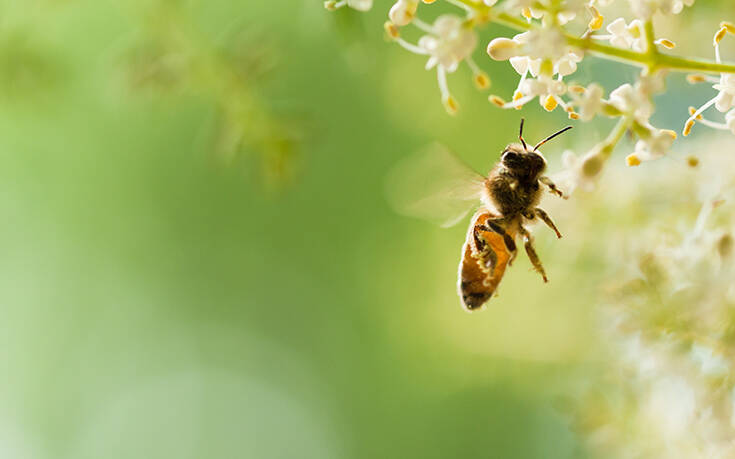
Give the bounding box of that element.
[683,119,695,136]
[626,154,641,167]
[686,74,707,84]
[384,21,400,39]
[714,26,728,46]
[512,90,524,110]
[422,0,437,3]
[688,107,703,120]
[543,95,558,112]
[655,38,676,49]
[521,7,532,20]
[588,6,603,31]
[474,72,491,90]
[686,156,699,168]
[443,95,459,115]
[721,21,735,34]
[568,111,580,120]
[661,129,677,140]
[569,85,585,93]
[488,95,506,107]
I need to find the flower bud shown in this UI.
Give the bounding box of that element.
[486,38,520,61]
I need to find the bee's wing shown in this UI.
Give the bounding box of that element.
[385,144,487,228]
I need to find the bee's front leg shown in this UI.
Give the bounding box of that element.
[534,208,562,239]
[539,176,565,199]
[518,225,548,283]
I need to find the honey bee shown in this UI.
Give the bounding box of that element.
[386,119,572,311]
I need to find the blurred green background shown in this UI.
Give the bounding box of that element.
[0,0,730,458]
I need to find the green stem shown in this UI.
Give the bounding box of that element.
[454,1,735,75]
[599,117,630,158]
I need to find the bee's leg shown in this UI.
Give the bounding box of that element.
[483,220,517,254]
[539,176,565,199]
[518,226,548,283]
[534,208,562,239]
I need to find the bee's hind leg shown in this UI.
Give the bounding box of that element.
[534,207,562,239]
[483,220,519,263]
[518,225,548,283]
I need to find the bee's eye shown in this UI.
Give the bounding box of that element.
[502,151,520,164]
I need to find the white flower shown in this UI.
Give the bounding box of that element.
[389,0,418,26]
[482,0,499,5]
[628,0,681,18]
[713,73,735,112]
[347,0,373,11]
[726,109,735,134]
[496,31,581,77]
[609,83,652,121]
[551,150,600,195]
[606,18,645,52]
[570,83,604,121]
[419,15,477,73]
[519,74,567,110]
[632,127,676,162]
[672,0,695,14]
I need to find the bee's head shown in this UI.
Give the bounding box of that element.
[503,118,572,179]
[501,144,547,179]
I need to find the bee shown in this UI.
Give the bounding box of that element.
[386,119,572,311]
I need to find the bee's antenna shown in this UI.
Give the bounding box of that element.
[519,118,528,150]
[533,125,573,152]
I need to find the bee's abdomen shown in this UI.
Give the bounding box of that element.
[457,211,513,311]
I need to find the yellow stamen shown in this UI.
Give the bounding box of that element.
[683,119,695,136]
[543,95,558,112]
[721,21,735,34]
[686,74,707,84]
[687,156,699,167]
[688,106,703,120]
[568,112,580,120]
[626,154,641,167]
[512,90,524,110]
[655,38,676,49]
[384,21,399,39]
[443,95,459,115]
[568,85,585,93]
[474,72,491,90]
[714,27,728,45]
[588,6,603,31]
[488,95,506,107]
[324,0,337,11]
[661,129,677,140]
[521,7,532,20]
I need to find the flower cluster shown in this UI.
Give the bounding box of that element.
[683,23,735,137]
[564,148,735,458]
[325,0,735,195]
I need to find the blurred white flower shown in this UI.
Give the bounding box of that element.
[389,0,418,26]
[605,18,645,52]
[325,0,373,11]
[609,83,652,121]
[631,128,676,162]
[570,83,604,120]
[628,0,687,18]
[726,109,735,133]
[519,74,567,111]
[713,73,735,112]
[348,0,373,10]
[419,15,477,72]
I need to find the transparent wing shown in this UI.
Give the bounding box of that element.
[385,143,486,228]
